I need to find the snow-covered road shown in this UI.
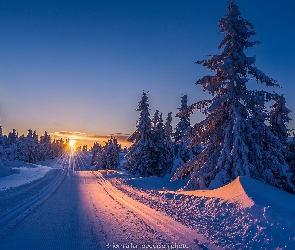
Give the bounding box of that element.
[0,154,216,249]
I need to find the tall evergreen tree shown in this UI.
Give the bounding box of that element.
[126,92,173,177]
[150,111,170,177]
[173,95,191,143]
[172,0,295,192]
[172,95,197,171]
[126,91,154,176]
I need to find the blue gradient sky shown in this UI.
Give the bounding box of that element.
[0,0,294,140]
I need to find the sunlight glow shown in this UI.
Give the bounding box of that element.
[50,131,132,149]
[69,139,76,149]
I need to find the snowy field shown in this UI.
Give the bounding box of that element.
[0,164,52,191]
[0,156,72,192]
[103,169,295,249]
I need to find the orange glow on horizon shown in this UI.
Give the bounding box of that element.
[50,131,132,150]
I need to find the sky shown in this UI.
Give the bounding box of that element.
[0,0,294,147]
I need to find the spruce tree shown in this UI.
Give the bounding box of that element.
[102,136,120,170]
[127,92,173,177]
[148,110,172,177]
[173,0,295,192]
[39,131,51,161]
[7,129,18,145]
[6,129,18,160]
[16,135,26,161]
[91,142,102,168]
[24,129,39,163]
[126,92,155,176]
[172,95,196,170]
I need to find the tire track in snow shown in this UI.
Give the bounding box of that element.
[92,171,220,250]
[0,168,66,238]
[0,160,219,250]
[0,170,102,250]
[77,172,170,248]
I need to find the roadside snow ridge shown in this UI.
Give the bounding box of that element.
[176,176,295,211]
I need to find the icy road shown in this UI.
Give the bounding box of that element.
[0,153,215,250]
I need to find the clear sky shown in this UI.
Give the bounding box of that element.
[0,0,294,147]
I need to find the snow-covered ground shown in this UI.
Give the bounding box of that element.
[2,154,295,249]
[103,169,295,249]
[0,154,75,191]
[0,164,52,191]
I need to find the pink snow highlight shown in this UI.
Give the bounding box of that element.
[175,176,295,211]
[175,176,255,208]
[105,170,295,248]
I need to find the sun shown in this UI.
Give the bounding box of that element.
[69,139,76,149]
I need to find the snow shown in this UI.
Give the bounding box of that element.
[175,176,255,208]
[0,154,294,249]
[126,174,188,191]
[0,164,52,191]
[174,175,295,212]
[1,152,295,249]
[104,170,295,249]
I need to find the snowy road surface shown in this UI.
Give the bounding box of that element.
[0,153,216,250]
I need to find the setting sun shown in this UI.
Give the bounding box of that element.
[69,139,76,149]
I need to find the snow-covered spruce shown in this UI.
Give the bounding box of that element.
[39,131,52,161]
[150,110,174,176]
[101,136,120,170]
[172,0,295,193]
[126,91,154,176]
[172,95,201,176]
[90,142,102,168]
[0,127,67,165]
[126,92,173,177]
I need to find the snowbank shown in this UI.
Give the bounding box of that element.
[103,171,295,249]
[0,165,52,191]
[175,176,295,210]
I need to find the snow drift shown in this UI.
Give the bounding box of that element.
[176,176,295,210]
[104,171,295,249]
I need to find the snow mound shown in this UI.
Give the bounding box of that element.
[0,165,52,191]
[106,172,295,249]
[176,176,295,211]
